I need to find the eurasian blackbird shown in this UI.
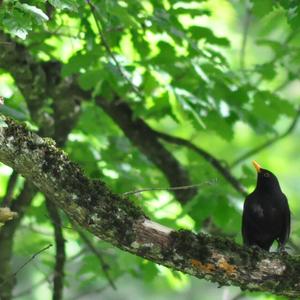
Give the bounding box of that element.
[242,160,290,251]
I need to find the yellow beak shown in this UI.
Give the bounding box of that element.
[252,160,261,173]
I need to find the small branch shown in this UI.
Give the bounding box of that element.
[96,97,197,203]
[13,244,52,277]
[2,117,300,296]
[1,244,52,287]
[240,8,251,70]
[123,179,217,196]
[1,171,18,207]
[46,200,66,300]
[231,108,300,168]
[75,225,117,290]
[154,131,247,196]
[87,1,142,97]
[0,182,36,299]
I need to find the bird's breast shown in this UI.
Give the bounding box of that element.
[251,203,264,218]
[250,196,282,223]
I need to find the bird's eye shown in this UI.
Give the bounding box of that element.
[263,173,270,178]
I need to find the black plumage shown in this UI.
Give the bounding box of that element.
[242,160,290,251]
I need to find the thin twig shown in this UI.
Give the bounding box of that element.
[1,171,19,207]
[1,244,52,288]
[75,225,117,290]
[123,179,217,196]
[231,108,300,168]
[155,131,247,196]
[86,0,143,98]
[12,244,52,277]
[240,8,251,70]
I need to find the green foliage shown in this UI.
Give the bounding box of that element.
[1,0,300,299]
[48,0,80,11]
[1,1,48,39]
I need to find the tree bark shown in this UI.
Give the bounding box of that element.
[0,116,299,297]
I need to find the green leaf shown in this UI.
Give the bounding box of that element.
[189,26,230,47]
[285,1,300,29]
[204,111,234,140]
[213,197,235,228]
[151,41,177,65]
[15,3,49,22]
[251,0,274,19]
[62,51,101,77]
[253,91,295,124]
[2,11,31,39]
[252,92,278,124]
[48,0,79,11]
[141,261,159,282]
[240,165,256,187]
[78,69,105,91]
[1,2,49,39]
[106,1,140,28]
[172,7,211,17]
[131,31,151,59]
[255,63,277,80]
[256,39,284,57]
[175,93,206,129]
[142,71,159,96]
[147,92,178,121]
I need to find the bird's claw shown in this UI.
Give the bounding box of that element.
[277,245,288,255]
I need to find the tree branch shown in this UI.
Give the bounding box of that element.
[154,131,247,196]
[0,182,36,300]
[96,97,197,203]
[240,8,251,70]
[231,108,300,168]
[75,226,116,290]
[0,32,197,205]
[5,244,52,285]
[0,33,84,299]
[46,199,66,300]
[123,180,217,196]
[0,31,51,128]
[87,0,142,98]
[1,171,18,207]
[0,117,299,297]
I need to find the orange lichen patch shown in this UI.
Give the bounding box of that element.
[0,207,18,225]
[190,256,237,277]
[217,257,237,275]
[190,259,215,273]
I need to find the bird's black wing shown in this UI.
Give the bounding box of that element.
[242,195,251,246]
[278,193,290,248]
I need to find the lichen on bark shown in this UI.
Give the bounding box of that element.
[1,116,300,297]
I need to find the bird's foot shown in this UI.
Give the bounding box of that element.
[277,245,288,255]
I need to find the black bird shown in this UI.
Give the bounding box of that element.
[242,160,290,251]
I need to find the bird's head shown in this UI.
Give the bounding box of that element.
[252,160,281,192]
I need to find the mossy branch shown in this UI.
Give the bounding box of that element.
[0,116,300,297]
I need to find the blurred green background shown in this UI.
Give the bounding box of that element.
[1,0,300,299]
